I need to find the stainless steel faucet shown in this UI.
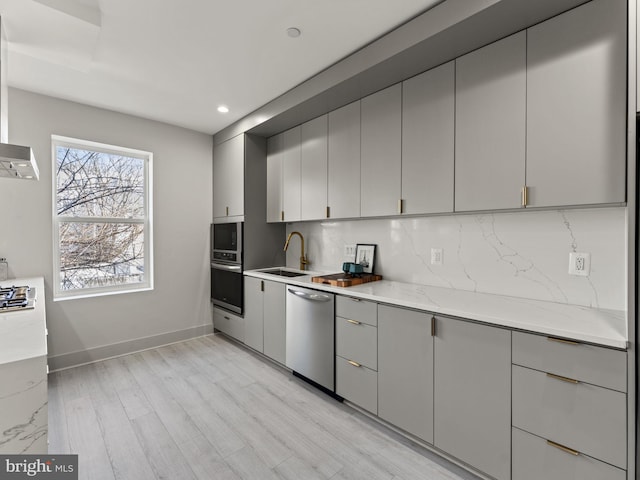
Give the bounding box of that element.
[284,231,309,271]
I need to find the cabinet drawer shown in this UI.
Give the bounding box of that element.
[512,365,626,469]
[336,355,377,414]
[336,296,377,326]
[512,331,626,392]
[336,317,377,370]
[512,427,625,480]
[213,308,245,343]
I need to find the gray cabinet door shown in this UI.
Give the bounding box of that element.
[301,115,328,220]
[361,84,402,217]
[282,126,301,222]
[401,61,454,215]
[213,134,244,219]
[328,101,361,219]
[455,32,526,212]
[263,280,286,365]
[243,276,263,353]
[378,305,434,444]
[526,0,626,207]
[433,317,511,480]
[266,133,284,223]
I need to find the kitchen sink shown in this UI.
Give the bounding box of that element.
[260,268,308,278]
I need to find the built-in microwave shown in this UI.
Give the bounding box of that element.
[211,222,242,264]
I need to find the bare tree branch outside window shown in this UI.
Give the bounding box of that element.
[53,140,150,293]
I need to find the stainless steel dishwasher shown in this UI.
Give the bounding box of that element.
[286,285,335,392]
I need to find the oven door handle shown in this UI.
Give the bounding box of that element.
[211,262,242,272]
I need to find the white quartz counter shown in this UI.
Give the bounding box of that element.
[245,269,627,349]
[0,277,47,365]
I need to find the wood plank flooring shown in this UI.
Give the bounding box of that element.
[49,334,479,480]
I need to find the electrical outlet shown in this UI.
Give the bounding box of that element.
[568,252,590,276]
[431,248,443,265]
[344,244,356,260]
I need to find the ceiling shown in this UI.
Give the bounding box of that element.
[0,0,442,135]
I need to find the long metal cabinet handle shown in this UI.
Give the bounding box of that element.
[431,316,436,337]
[211,263,242,271]
[547,440,579,456]
[287,288,332,302]
[546,372,579,384]
[547,336,580,346]
[348,360,361,367]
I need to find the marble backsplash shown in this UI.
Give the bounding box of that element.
[285,207,627,311]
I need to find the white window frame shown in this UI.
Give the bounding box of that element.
[52,135,154,300]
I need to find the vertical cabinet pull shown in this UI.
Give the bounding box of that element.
[398,199,404,214]
[260,280,264,292]
[521,186,528,207]
[326,206,330,218]
[431,316,436,337]
[547,440,579,456]
[226,206,229,216]
[280,211,285,221]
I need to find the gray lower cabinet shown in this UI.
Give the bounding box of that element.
[433,317,511,480]
[401,61,454,215]
[213,307,244,343]
[377,304,433,444]
[525,0,626,207]
[454,31,526,212]
[360,84,402,217]
[243,277,286,364]
[512,428,626,480]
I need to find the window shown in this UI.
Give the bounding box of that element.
[52,135,153,299]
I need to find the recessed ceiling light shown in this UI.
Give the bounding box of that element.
[217,105,229,113]
[287,27,301,38]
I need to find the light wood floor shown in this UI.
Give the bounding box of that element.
[49,334,480,480]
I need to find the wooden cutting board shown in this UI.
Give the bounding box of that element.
[311,273,382,287]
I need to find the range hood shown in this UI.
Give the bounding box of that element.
[0,17,38,180]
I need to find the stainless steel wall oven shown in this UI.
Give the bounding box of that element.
[211,222,243,314]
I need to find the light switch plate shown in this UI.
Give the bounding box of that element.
[568,252,590,276]
[344,244,356,261]
[431,248,443,265]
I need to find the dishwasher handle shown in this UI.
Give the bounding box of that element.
[288,288,333,303]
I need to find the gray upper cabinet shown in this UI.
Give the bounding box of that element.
[525,0,626,207]
[213,134,244,219]
[282,126,302,222]
[300,115,328,221]
[361,84,402,217]
[401,61,455,215]
[266,133,284,223]
[455,32,526,212]
[434,317,511,480]
[328,101,361,219]
[378,305,434,444]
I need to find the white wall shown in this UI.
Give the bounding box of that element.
[1,89,213,369]
[286,207,627,311]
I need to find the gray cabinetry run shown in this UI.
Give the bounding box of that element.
[525,0,626,207]
[454,31,526,212]
[328,101,361,219]
[360,84,402,217]
[377,304,434,444]
[401,61,454,215]
[433,317,511,480]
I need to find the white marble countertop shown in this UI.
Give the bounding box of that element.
[0,277,47,365]
[245,268,627,349]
